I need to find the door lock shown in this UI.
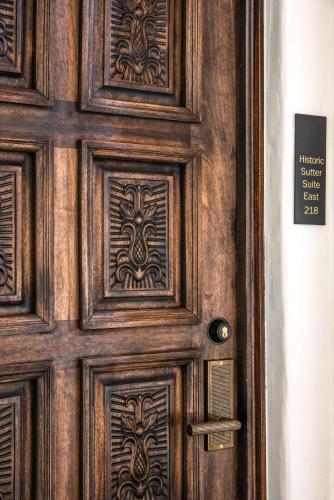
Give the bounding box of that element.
[208,317,232,344]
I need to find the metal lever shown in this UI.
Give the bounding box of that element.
[191,359,240,450]
[187,418,242,437]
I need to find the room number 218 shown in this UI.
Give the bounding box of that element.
[304,206,319,215]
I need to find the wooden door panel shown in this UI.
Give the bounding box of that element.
[0,139,54,335]
[0,0,52,106]
[0,361,53,499]
[104,0,176,94]
[80,142,200,329]
[82,352,199,500]
[0,0,265,498]
[81,0,201,121]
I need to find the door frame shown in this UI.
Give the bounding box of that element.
[237,1,265,499]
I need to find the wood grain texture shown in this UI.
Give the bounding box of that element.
[0,360,54,500]
[0,139,54,335]
[236,0,266,499]
[0,0,52,106]
[193,0,238,494]
[81,0,201,121]
[54,366,80,500]
[82,351,200,500]
[80,141,200,330]
[0,0,265,497]
[53,0,79,102]
[0,101,191,149]
[0,322,198,365]
[54,148,79,321]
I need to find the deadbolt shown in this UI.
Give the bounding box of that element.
[208,318,232,344]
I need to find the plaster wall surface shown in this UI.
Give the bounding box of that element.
[265,1,334,499]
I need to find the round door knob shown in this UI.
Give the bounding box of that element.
[208,318,232,344]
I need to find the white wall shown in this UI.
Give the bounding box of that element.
[266,1,334,499]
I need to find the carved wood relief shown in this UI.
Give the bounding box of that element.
[0,0,52,106]
[107,0,172,93]
[0,173,16,295]
[0,361,53,499]
[0,139,54,335]
[106,175,169,294]
[82,352,199,500]
[103,166,176,305]
[0,168,21,303]
[80,141,200,330]
[81,0,201,120]
[0,403,15,498]
[0,0,22,74]
[109,386,169,499]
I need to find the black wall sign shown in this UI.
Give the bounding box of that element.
[294,114,326,225]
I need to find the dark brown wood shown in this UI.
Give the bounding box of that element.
[80,141,200,329]
[0,0,52,106]
[0,360,54,499]
[0,0,265,498]
[0,101,191,148]
[0,139,54,334]
[80,0,202,121]
[82,351,200,500]
[236,0,266,499]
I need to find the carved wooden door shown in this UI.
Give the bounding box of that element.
[0,0,262,499]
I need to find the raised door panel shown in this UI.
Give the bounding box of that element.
[104,169,176,299]
[0,139,54,335]
[105,0,175,94]
[0,0,52,106]
[81,0,201,121]
[0,361,53,499]
[80,141,200,329]
[82,352,199,500]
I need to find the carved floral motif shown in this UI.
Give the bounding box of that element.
[0,18,8,58]
[108,178,168,291]
[109,0,169,88]
[0,248,8,287]
[110,388,169,499]
[0,0,16,66]
[116,185,161,284]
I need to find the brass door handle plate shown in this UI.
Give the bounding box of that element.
[188,359,240,450]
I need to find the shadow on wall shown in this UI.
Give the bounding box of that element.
[265,1,287,499]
